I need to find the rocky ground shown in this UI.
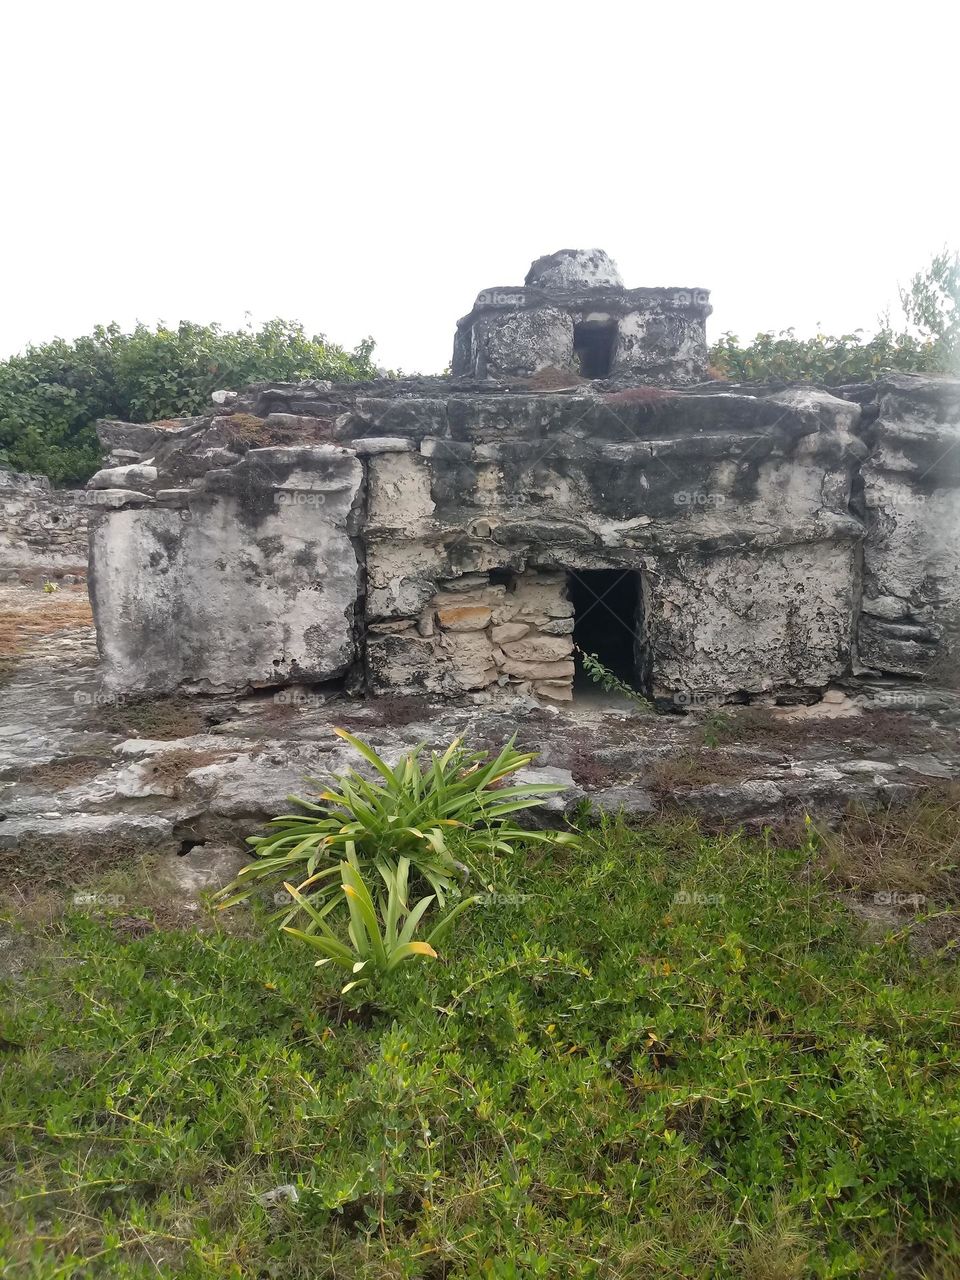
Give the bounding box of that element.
[1,580,959,904]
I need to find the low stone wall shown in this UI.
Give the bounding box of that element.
[0,469,89,578]
[367,570,575,699]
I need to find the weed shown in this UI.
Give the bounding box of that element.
[15,757,106,790]
[576,647,653,709]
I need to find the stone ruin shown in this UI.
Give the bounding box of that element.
[83,249,960,707]
[0,469,89,581]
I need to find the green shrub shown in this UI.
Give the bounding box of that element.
[576,646,652,708]
[709,247,959,383]
[0,318,378,484]
[218,728,578,925]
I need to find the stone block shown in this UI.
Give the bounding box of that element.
[436,605,493,631]
[89,463,158,490]
[498,657,576,679]
[501,635,574,662]
[89,448,363,694]
[491,622,529,643]
[534,679,574,701]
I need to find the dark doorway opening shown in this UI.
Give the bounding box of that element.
[573,320,617,378]
[568,569,644,695]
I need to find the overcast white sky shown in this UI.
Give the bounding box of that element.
[2,1,957,374]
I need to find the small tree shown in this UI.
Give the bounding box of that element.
[900,247,959,372]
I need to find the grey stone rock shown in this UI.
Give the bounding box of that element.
[83,488,154,510]
[88,463,158,491]
[525,248,624,291]
[0,812,175,850]
[590,784,655,816]
[351,437,414,454]
[513,766,582,813]
[151,844,248,905]
[258,1184,299,1209]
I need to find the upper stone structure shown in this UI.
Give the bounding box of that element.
[452,248,711,385]
[525,248,624,291]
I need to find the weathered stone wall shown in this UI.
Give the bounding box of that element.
[82,371,960,703]
[88,445,364,694]
[357,385,864,700]
[0,469,89,577]
[857,376,960,683]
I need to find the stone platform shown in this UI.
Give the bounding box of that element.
[2,585,958,873]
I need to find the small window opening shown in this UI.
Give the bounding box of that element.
[568,569,644,696]
[573,320,617,379]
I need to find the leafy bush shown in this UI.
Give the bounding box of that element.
[281,855,479,994]
[219,728,578,924]
[0,318,378,484]
[710,248,959,384]
[709,325,942,384]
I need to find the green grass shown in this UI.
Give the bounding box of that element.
[2,817,959,1278]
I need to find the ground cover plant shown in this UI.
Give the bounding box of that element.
[2,803,959,1278]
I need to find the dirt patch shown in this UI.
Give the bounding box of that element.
[521,366,585,391]
[220,413,334,451]
[815,785,960,901]
[96,698,210,740]
[570,754,621,788]
[702,706,936,752]
[649,751,758,794]
[337,696,434,731]
[0,836,155,896]
[142,747,222,794]
[16,757,106,790]
[0,591,93,673]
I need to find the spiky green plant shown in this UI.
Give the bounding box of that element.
[280,854,479,993]
[217,729,577,928]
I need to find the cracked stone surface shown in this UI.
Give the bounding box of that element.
[2,584,959,870]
